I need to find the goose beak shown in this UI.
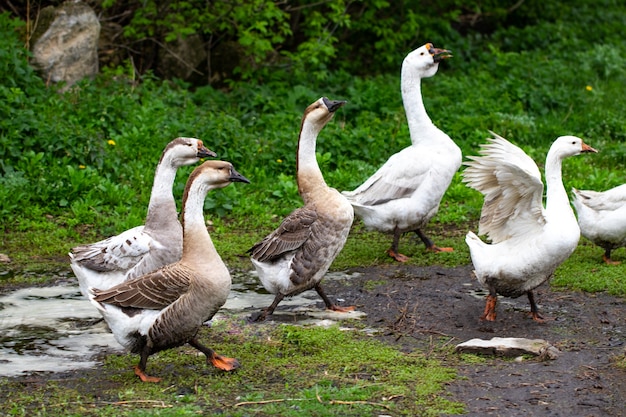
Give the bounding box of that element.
[197,142,218,158]
[429,46,452,62]
[580,141,598,153]
[229,167,250,184]
[322,97,347,113]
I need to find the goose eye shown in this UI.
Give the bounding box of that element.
[420,52,425,55]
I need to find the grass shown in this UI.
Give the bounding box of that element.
[0,324,465,416]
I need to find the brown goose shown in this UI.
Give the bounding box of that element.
[91,160,249,382]
[248,97,354,322]
[70,137,216,300]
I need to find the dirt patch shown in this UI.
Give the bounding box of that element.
[322,264,626,416]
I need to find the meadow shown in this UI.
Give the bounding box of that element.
[1,2,625,415]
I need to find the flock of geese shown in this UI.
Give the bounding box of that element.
[69,43,618,382]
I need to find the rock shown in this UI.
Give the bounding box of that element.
[30,1,100,91]
[455,337,560,360]
[158,34,207,81]
[0,253,11,263]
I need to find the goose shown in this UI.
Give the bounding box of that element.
[70,137,216,298]
[463,132,597,322]
[342,43,460,262]
[91,160,250,382]
[248,97,354,322]
[572,184,626,264]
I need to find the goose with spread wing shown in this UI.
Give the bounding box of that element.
[573,184,626,264]
[342,43,460,262]
[91,160,249,382]
[463,132,597,322]
[248,97,354,322]
[70,137,216,298]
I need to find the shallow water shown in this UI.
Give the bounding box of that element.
[0,270,364,377]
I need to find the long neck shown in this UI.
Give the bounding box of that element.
[401,64,434,144]
[296,119,327,201]
[179,183,219,263]
[144,157,179,230]
[544,149,573,218]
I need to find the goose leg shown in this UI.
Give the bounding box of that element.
[602,248,620,265]
[387,228,410,262]
[480,290,498,321]
[315,283,355,312]
[527,291,545,323]
[189,338,240,371]
[249,293,285,322]
[134,345,161,383]
[415,229,453,253]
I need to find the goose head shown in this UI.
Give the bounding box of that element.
[186,160,250,193]
[551,136,598,159]
[163,137,217,168]
[403,42,452,79]
[302,97,347,129]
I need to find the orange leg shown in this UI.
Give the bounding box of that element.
[527,291,546,323]
[480,294,498,321]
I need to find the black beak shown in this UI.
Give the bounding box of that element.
[322,97,347,113]
[429,46,452,63]
[229,167,250,184]
[197,144,217,158]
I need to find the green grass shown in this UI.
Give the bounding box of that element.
[0,324,465,416]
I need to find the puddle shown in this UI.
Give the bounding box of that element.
[0,270,364,377]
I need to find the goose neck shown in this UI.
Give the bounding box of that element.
[296,120,326,198]
[544,150,571,216]
[144,158,178,227]
[401,69,434,142]
[180,183,218,263]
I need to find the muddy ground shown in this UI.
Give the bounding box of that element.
[321,264,626,417]
[2,263,625,416]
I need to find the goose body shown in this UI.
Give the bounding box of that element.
[342,43,460,262]
[463,132,597,321]
[70,137,216,298]
[573,184,626,264]
[91,160,249,382]
[248,97,354,322]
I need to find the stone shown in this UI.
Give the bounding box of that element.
[30,1,100,91]
[455,337,560,360]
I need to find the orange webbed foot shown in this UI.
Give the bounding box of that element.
[387,249,410,262]
[329,304,356,313]
[134,365,161,383]
[428,245,454,253]
[602,255,621,265]
[208,352,240,371]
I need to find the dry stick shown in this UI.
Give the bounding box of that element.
[233,398,310,407]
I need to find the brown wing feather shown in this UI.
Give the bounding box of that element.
[92,264,192,309]
[249,206,317,262]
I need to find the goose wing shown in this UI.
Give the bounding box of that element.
[343,150,429,205]
[462,132,546,243]
[91,264,191,309]
[70,226,154,272]
[573,184,626,212]
[249,206,317,262]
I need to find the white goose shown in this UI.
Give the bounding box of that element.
[463,132,597,322]
[342,43,460,262]
[573,184,626,264]
[70,137,215,298]
[91,160,249,382]
[248,97,354,322]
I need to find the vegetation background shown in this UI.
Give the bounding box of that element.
[0,1,625,416]
[0,0,624,288]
